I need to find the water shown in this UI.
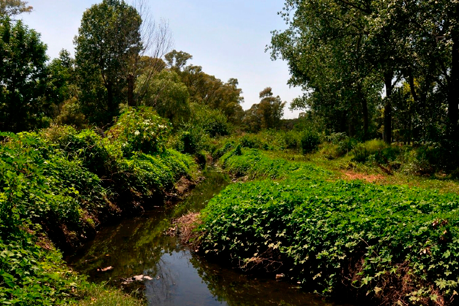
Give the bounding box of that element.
[68,169,342,306]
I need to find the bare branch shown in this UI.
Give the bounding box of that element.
[128,0,174,104]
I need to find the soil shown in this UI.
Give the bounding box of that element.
[342,171,386,183]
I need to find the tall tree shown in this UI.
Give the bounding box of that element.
[0,0,32,17]
[0,17,48,132]
[270,0,383,139]
[243,87,285,132]
[136,69,190,126]
[179,62,244,125]
[75,0,142,125]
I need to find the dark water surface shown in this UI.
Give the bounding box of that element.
[68,169,344,306]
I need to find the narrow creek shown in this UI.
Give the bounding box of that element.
[68,168,345,306]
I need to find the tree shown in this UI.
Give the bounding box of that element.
[179,63,244,124]
[270,0,384,139]
[136,69,190,126]
[0,17,48,132]
[0,0,32,17]
[165,50,193,72]
[243,87,285,132]
[75,0,142,125]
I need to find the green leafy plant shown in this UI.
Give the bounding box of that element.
[109,106,171,157]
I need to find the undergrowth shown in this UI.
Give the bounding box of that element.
[0,107,195,305]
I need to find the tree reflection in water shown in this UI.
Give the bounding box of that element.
[68,169,344,306]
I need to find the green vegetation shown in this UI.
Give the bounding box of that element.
[270,0,459,165]
[2,0,459,305]
[197,147,459,305]
[0,107,195,305]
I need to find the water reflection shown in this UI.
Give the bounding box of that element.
[68,169,342,306]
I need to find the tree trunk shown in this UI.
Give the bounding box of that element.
[384,72,393,144]
[358,84,369,140]
[127,73,135,106]
[106,82,116,122]
[448,33,459,140]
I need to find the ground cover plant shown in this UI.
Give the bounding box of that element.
[194,147,459,305]
[0,107,196,305]
[219,147,332,181]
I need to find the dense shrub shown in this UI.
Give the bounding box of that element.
[108,106,170,157]
[300,130,321,154]
[351,139,387,163]
[176,124,210,154]
[41,126,112,176]
[190,103,232,137]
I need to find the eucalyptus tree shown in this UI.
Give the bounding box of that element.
[243,87,285,132]
[75,0,142,125]
[179,63,244,125]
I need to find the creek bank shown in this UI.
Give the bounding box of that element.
[69,168,340,306]
[183,147,459,306]
[0,109,201,305]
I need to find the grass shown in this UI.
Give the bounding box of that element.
[71,283,144,306]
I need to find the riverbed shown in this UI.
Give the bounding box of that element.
[68,169,344,306]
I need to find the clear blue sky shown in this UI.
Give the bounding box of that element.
[21,0,303,118]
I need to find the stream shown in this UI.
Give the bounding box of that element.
[68,169,344,306]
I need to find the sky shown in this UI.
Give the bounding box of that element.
[20,0,304,119]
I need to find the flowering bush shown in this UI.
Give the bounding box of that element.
[109,107,171,157]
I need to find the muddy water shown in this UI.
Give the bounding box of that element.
[68,169,344,306]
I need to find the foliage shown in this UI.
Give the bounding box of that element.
[75,0,142,125]
[172,103,231,154]
[351,139,388,163]
[108,107,170,157]
[270,0,459,143]
[242,88,285,132]
[300,130,321,154]
[220,148,331,180]
[200,151,459,304]
[136,69,190,127]
[0,17,50,132]
[71,283,144,306]
[178,60,245,125]
[54,98,87,129]
[0,110,196,304]
[190,103,232,137]
[0,0,32,16]
[0,236,82,305]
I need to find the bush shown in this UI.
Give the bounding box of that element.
[108,106,171,157]
[351,139,387,163]
[177,124,210,155]
[336,137,358,156]
[41,126,112,176]
[283,130,301,150]
[240,134,263,149]
[300,130,321,154]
